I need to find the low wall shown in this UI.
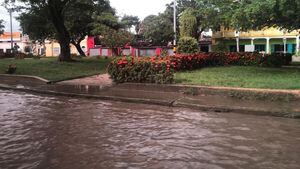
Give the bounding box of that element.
[89,47,174,57]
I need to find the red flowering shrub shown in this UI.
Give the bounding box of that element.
[108,52,291,84]
[107,56,174,84]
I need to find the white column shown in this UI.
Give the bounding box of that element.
[266,37,270,54]
[251,38,254,46]
[296,36,300,54]
[283,38,287,54]
[236,38,240,52]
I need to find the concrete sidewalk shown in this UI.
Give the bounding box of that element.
[0,74,300,118]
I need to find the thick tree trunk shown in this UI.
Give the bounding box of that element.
[58,37,72,62]
[73,42,86,57]
[48,2,72,62]
[75,43,86,56]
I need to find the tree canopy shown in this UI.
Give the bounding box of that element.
[230,0,300,31]
[139,14,174,46]
[179,8,198,37]
[91,12,134,55]
[120,15,140,34]
[8,0,115,61]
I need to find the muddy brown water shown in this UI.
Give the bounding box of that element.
[0,90,300,169]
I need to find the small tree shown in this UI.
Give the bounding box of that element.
[179,8,198,38]
[94,26,133,56]
[178,36,199,54]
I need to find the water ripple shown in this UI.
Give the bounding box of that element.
[0,90,300,169]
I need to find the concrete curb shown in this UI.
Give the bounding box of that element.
[123,83,300,96]
[120,83,300,102]
[174,102,300,118]
[0,74,50,83]
[0,85,171,107]
[0,85,299,119]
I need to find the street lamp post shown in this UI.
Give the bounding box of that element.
[9,9,13,53]
[173,0,177,47]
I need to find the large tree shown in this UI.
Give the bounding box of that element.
[8,0,114,61]
[230,0,300,31]
[120,15,140,34]
[139,14,174,46]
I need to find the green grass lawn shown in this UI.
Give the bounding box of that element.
[175,66,300,89]
[0,57,110,81]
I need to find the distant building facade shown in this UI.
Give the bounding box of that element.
[0,32,31,53]
[212,27,300,54]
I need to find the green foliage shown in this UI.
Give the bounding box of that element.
[261,53,292,67]
[13,0,115,60]
[177,37,199,54]
[95,26,134,53]
[212,42,228,52]
[139,14,174,46]
[121,15,140,33]
[230,0,300,31]
[179,8,198,37]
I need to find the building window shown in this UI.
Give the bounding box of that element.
[274,44,284,53]
[229,45,245,52]
[200,45,209,52]
[229,45,237,52]
[6,49,12,53]
[255,45,266,52]
[53,47,60,55]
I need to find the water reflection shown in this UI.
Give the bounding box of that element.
[0,90,300,169]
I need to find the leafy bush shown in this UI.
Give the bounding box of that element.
[0,53,14,59]
[5,64,17,74]
[177,36,199,54]
[108,52,291,84]
[108,56,174,84]
[261,53,292,67]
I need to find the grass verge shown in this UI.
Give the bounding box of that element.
[175,66,300,89]
[0,57,110,81]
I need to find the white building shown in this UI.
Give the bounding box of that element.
[0,32,31,53]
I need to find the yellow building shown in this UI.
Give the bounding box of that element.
[212,27,300,54]
[35,38,88,57]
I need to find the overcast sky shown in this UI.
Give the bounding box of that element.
[0,0,173,32]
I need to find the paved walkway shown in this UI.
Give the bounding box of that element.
[0,74,300,118]
[57,74,113,87]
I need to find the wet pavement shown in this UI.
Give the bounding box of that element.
[0,90,300,169]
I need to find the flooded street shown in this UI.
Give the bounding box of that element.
[0,90,300,169]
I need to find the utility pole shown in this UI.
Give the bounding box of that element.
[173,0,177,46]
[9,9,13,53]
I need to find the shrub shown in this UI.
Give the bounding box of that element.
[260,53,292,67]
[108,52,291,84]
[5,64,17,74]
[107,56,174,84]
[177,36,199,54]
[0,53,14,59]
[283,53,292,65]
[14,53,26,60]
